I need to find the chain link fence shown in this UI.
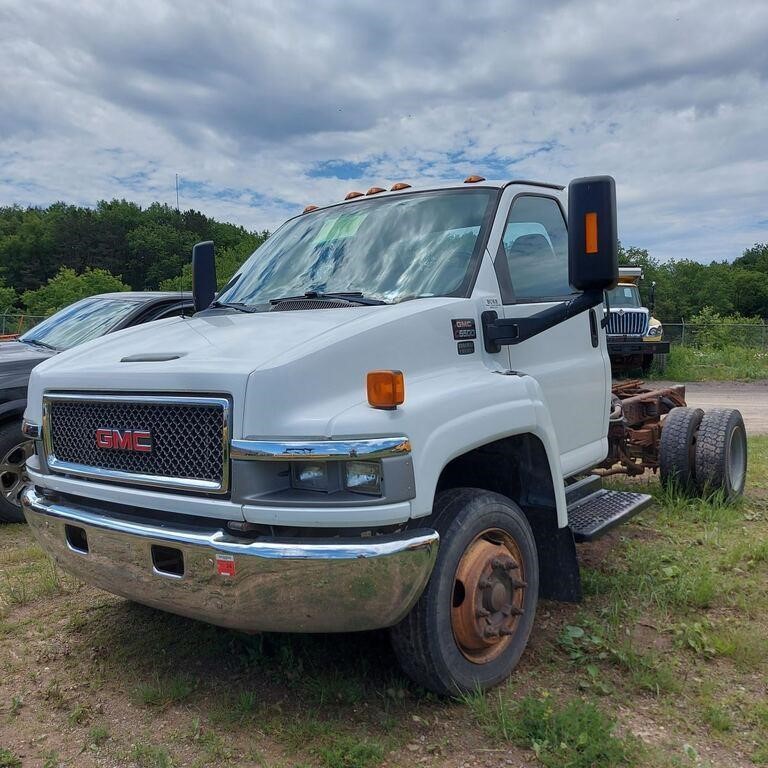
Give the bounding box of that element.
[663,323,768,349]
[0,309,46,338]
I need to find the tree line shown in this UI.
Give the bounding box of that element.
[0,200,268,316]
[0,200,765,320]
[619,243,768,323]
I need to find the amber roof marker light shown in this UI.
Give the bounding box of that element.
[302,205,319,214]
[390,182,412,191]
[366,187,386,195]
[464,175,486,183]
[345,191,364,200]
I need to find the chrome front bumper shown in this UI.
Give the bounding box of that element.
[22,488,439,633]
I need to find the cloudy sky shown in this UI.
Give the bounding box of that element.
[1,0,767,262]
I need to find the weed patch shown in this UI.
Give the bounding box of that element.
[0,749,21,768]
[132,675,196,708]
[465,690,639,768]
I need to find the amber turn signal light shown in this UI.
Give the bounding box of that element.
[303,204,318,214]
[585,212,598,254]
[345,191,364,200]
[367,370,405,410]
[390,182,412,191]
[464,175,486,183]
[366,186,386,195]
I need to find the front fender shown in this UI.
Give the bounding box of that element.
[331,370,568,527]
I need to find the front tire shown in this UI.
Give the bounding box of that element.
[389,488,539,696]
[0,420,33,523]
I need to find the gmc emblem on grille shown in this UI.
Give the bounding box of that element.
[95,428,152,452]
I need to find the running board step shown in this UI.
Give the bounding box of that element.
[568,489,653,542]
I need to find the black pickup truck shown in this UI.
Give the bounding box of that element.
[0,291,193,522]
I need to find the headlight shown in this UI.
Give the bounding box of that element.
[344,460,382,495]
[648,325,662,337]
[291,462,331,492]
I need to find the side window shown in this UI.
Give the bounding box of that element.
[502,195,572,300]
[154,304,195,320]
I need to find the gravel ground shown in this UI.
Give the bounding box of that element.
[651,379,768,435]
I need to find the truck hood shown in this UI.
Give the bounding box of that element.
[25,298,473,433]
[0,340,54,370]
[30,307,385,377]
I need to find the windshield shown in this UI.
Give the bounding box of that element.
[606,284,642,309]
[217,189,496,306]
[20,297,137,351]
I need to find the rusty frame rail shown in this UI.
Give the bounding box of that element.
[595,380,687,477]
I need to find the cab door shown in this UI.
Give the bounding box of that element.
[492,191,611,475]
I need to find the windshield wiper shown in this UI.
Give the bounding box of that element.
[208,300,259,313]
[22,338,58,351]
[269,291,388,306]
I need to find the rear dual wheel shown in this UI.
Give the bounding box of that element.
[660,407,747,501]
[389,489,538,696]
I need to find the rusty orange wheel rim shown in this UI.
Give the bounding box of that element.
[451,528,527,664]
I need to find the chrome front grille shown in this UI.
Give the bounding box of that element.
[43,394,230,494]
[606,310,649,337]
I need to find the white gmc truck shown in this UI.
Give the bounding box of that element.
[20,176,747,695]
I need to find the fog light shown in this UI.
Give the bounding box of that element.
[291,462,330,492]
[345,460,382,495]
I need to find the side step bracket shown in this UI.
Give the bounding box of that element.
[567,487,653,542]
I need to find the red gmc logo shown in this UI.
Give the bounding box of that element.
[95,428,152,452]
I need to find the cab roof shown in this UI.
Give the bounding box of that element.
[300,179,566,217]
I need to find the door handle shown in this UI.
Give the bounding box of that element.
[589,309,599,348]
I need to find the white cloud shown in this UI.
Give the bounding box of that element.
[1,0,766,261]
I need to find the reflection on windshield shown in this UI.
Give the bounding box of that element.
[20,298,137,351]
[606,284,641,309]
[217,189,495,307]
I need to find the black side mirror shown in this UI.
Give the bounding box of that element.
[192,241,217,312]
[568,176,618,292]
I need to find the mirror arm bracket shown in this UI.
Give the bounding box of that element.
[481,289,604,353]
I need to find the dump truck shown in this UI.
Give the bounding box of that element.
[21,176,747,694]
[606,266,668,372]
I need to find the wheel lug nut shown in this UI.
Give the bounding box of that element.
[483,628,500,639]
[511,579,528,589]
[476,608,490,618]
[499,627,514,636]
[478,578,491,589]
[502,604,524,616]
[503,561,518,571]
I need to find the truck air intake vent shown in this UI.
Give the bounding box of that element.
[271,299,355,311]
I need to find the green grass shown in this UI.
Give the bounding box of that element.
[132,675,196,708]
[464,690,639,768]
[0,749,21,768]
[130,742,174,768]
[88,725,110,747]
[1,438,766,768]
[647,344,768,381]
[314,735,386,768]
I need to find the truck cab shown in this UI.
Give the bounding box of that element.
[605,266,668,373]
[20,176,746,695]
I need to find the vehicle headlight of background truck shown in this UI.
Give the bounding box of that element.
[648,324,663,336]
